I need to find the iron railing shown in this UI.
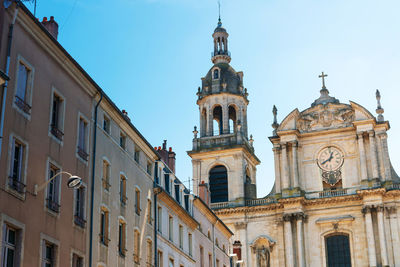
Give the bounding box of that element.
[8,176,26,193]
[14,96,31,114]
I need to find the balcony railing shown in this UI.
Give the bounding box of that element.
[305,188,357,199]
[192,132,254,153]
[8,176,26,193]
[46,198,60,213]
[74,215,86,228]
[245,198,277,206]
[14,96,31,114]
[50,125,64,141]
[211,51,231,57]
[77,147,89,161]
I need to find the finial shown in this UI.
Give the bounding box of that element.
[193,126,198,139]
[218,0,221,24]
[319,72,328,90]
[376,89,384,122]
[237,120,242,132]
[272,105,279,136]
[249,134,254,147]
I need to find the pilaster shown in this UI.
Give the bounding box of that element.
[368,131,379,179]
[376,205,389,266]
[281,143,290,190]
[273,145,282,194]
[362,206,377,267]
[295,213,305,267]
[283,214,294,267]
[357,133,368,181]
[291,141,299,189]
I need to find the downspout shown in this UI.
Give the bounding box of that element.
[213,223,216,267]
[154,161,159,267]
[88,92,103,267]
[0,3,19,161]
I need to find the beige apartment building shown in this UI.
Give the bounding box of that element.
[0,2,96,266]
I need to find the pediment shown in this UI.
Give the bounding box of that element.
[277,109,300,131]
[349,101,375,121]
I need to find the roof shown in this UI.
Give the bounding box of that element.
[201,62,243,95]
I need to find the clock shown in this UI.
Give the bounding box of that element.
[317,146,344,172]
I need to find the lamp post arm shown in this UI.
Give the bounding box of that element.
[34,171,72,195]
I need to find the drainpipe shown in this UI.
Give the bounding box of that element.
[154,160,159,267]
[88,92,103,267]
[0,2,19,162]
[212,223,216,267]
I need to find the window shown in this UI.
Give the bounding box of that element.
[135,188,141,215]
[102,160,110,191]
[50,91,65,141]
[179,225,183,249]
[209,165,228,203]
[325,234,351,267]
[74,186,86,228]
[184,195,189,212]
[47,163,60,213]
[14,60,32,114]
[134,148,140,163]
[147,200,152,224]
[72,253,84,267]
[200,246,204,267]
[77,117,88,161]
[118,221,126,256]
[42,241,55,267]
[8,137,26,193]
[146,239,153,266]
[175,185,180,203]
[169,258,174,267]
[157,206,162,232]
[213,69,219,80]
[188,233,192,256]
[216,238,219,248]
[133,230,140,263]
[208,254,212,267]
[147,161,152,175]
[207,230,211,239]
[2,225,19,267]
[103,115,110,134]
[100,209,109,246]
[216,259,220,267]
[119,132,126,149]
[164,174,170,194]
[168,216,173,241]
[120,175,127,205]
[157,250,163,267]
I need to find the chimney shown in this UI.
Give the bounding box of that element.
[41,16,58,40]
[198,181,210,206]
[168,147,176,173]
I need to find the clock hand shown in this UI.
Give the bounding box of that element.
[321,152,334,165]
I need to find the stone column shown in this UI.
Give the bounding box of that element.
[369,131,379,179]
[387,207,400,266]
[363,206,377,266]
[273,145,281,194]
[296,213,305,267]
[222,105,229,134]
[376,134,385,180]
[283,214,294,267]
[377,206,389,266]
[357,133,368,181]
[281,143,290,190]
[379,133,391,181]
[292,141,299,188]
[208,106,213,136]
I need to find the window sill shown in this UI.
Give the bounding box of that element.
[74,215,86,228]
[12,99,31,121]
[5,185,26,201]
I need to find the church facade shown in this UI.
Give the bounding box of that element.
[188,19,400,267]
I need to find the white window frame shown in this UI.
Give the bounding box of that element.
[71,249,85,267]
[39,233,60,267]
[6,133,28,197]
[102,113,111,135]
[48,87,66,144]
[73,182,86,228]
[12,54,34,119]
[76,112,90,163]
[45,158,62,216]
[0,214,25,267]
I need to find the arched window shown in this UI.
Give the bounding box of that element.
[213,69,219,79]
[245,168,251,184]
[325,234,351,267]
[209,165,228,203]
[213,106,223,136]
[228,105,237,133]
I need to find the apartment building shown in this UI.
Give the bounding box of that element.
[0,3,95,266]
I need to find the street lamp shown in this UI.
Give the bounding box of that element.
[33,171,82,195]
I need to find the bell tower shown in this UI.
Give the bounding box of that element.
[188,18,260,206]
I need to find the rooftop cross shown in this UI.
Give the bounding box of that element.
[319,72,328,89]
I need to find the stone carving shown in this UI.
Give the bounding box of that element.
[256,246,270,267]
[297,105,354,132]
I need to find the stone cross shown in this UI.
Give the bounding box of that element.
[319,72,328,89]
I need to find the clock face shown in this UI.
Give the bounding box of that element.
[317,146,344,172]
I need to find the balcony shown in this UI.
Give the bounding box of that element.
[191,132,254,153]
[305,188,357,199]
[8,176,26,193]
[46,198,60,213]
[74,215,86,228]
[211,51,231,57]
[210,197,277,210]
[14,96,31,114]
[50,125,64,141]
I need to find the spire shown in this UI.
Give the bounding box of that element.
[376,89,385,122]
[218,0,222,26]
[272,105,279,136]
[311,71,339,107]
[212,1,230,64]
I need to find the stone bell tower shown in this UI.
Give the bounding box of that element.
[188,18,260,206]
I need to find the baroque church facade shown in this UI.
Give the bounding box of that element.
[188,18,400,267]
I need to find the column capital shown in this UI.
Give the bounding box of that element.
[378,132,388,139]
[385,206,397,214]
[283,214,292,222]
[368,130,375,137]
[291,140,298,147]
[272,144,281,152]
[295,212,306,221]
[280,142,288,148]
[376,205,385,212]
[357,132,365,139]
[362,205,373,214]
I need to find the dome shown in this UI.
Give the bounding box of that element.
[201,63,243,95]
[214,20,227,33]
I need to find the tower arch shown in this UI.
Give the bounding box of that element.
[209,165,228,203]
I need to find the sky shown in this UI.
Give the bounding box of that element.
[26,0,400,197]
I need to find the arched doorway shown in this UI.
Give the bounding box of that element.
[209,165,228,203]
[325,234,351,267]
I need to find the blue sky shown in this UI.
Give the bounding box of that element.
[27,0,400,197]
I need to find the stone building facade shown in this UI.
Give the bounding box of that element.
[189,18,400,267]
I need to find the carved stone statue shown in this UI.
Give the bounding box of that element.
[256,246,270,267]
